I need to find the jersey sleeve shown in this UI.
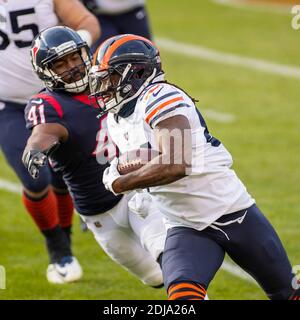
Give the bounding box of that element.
[142,83,193,128]
[25,93,67,131]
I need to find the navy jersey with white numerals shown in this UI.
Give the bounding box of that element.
[25,89,121,216]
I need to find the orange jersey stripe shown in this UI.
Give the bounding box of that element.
[169,290,205,300]
[145,96,184,124]
[168,283,206,297]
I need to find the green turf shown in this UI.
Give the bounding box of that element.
[0,0,299,300]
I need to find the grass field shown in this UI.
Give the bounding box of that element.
[0,0,299,300]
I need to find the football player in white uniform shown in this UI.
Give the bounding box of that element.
[89,34,300,300]
[0,0,100,284]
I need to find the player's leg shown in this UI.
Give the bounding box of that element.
[0,102,75,283]
[49,169,82,283]
[127,192,166,262]
[50,168,74,240]
[289,288,300,300]
[128,210,166,264]
[162,226,225,300]
[81,196,163,287]
[217,204,295,300]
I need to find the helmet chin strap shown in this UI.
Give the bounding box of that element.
[106,67,158,114]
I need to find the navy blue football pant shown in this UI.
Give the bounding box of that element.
[162,204,294,300]
[0,101,66,192]
[91,6,152,53]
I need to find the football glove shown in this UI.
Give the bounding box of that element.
[22,141,60,179]
[22,150,47,179]
[102,157,121,195]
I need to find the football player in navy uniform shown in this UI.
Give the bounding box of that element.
[81,0,152,52]
[0,0,100,284]
[22,26,166,288]
[89,34,300,300]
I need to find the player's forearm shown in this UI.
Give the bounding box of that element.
[25,132,59,155]
[54,0,101,45]
[113,159,186,193]
[75,15,101,44]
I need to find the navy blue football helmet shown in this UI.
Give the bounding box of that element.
[89,34,163,115]
[31,26,92,93]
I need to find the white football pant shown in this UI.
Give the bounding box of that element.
[81,193,166,287]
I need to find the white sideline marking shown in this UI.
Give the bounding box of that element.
[156,38,300,79]
[0,178,22,194]
[221,261,257,284]
[0,177,257,285]
[204,109,236,123]
[212,0,292,14]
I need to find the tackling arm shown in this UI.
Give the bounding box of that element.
[22,123,68,179]
[111,115,192,193]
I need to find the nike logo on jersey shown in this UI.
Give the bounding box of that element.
[31,98,43,104]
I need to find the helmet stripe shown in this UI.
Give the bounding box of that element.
[100,35,156,70]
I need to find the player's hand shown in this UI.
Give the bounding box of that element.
[22,150,47,179]
[102,157,122,196]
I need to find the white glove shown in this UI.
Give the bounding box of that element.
[102,157,121,196]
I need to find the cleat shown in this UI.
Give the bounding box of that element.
[47,256,83,284]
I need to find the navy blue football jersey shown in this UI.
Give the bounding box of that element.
[25,89,122,216]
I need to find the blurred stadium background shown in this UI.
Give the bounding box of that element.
[0,0,299,299]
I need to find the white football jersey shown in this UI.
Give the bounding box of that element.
[0,0,59,104]
[107,79,255,231]
[94,0,145,14]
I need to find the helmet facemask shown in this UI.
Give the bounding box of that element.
[45,47,91,93]
[31,38,92,94]
[89,62,158,115]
